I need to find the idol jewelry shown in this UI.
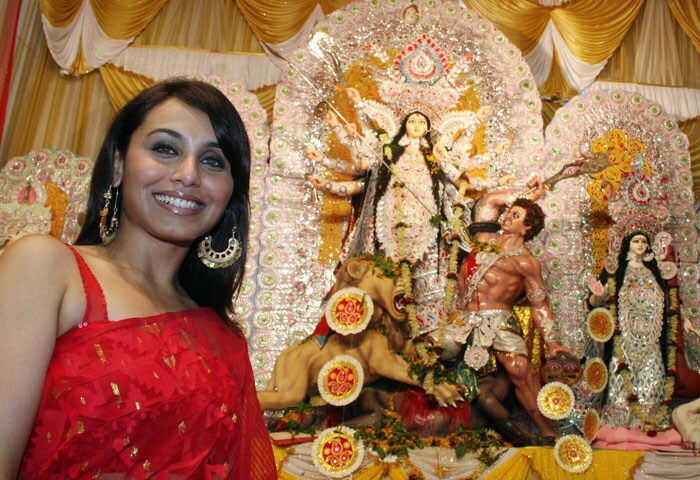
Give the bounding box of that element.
[197,226,241,269]
[99,187,119,245]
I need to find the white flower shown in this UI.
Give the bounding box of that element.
[464,345,489,369]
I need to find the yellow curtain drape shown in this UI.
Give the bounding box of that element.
[40,0,168,40]
[463,0,642,63]
[38,0,82,26]
[463,0,548,55]
[235,0,353,45]
[680,117,700,200]
[668,0,700,56]
[551,0,643,63]
[598,0,700,87]
[538,48,579,100]
[252,84,276,125]
[1,1,112,166]
[2,0,272,166]
[136,0,262,53]
[91,0,169,40]
[98,64,154,112]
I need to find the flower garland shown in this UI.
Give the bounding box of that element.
[610,278,679,433]
[385,143,458,398]
[391,170,422,339]
[444,177,471,313]
[265,402,315,436]
[354,411,506,476]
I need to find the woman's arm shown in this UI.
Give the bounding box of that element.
[0,235,73,479]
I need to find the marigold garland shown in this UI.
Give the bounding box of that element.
[354,412,506,470]
[265,402,315,435]
[392,176,423,339]
[402,175,475,398]
[442,178,471,328]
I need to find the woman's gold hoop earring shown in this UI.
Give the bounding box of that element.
[99,187,119,245]
[197,226,241,269]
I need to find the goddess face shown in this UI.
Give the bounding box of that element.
[403,6,419,25]
[629,234,649,257]
[405,112,428,139]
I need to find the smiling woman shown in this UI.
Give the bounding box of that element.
[0,80,277,479]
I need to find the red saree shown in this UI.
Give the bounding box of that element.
[19,247,276,479]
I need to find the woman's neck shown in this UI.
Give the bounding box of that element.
[400,135,422,150]
[627,255,644,268]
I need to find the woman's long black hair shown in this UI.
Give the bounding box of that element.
[75,79,250,324]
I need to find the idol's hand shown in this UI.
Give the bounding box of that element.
[477,105,493,120]
[306,174,325,189]
[497,174,516,186]
[343,122,357,136]
[345,87,362,105]
[587,275,605,297]
[494,139,512,155]
[306,149,324,162]
[323,110,339,127]
[433,142,447,161]
[433,382,463,408]
[545,340,569,358]
[525,176,545,202]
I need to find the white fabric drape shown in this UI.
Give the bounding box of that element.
[41,0,133,74]
[117,2,324,79]
[524,20,554,85]
[586,81,700,120]
[552,18,608,91]
[110,46,281,90]
[524,18,607,92]
[534,0,573,6]
[260,4,327,70]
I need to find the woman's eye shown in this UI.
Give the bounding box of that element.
[201,155,226,169]
[151,142,178,156]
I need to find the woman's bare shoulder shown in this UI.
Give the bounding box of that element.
[2,233,72,259]
[0,234,76,282]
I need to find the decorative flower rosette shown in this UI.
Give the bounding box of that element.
[324,287,374,335]
[583,357,608,393]
[318,354,364,406]
[312,426,365,478]
[582,408,600,443]
[464,344,490,369]
[537,381,575,420]
[554,434,593,474]
[659,260,678,280]
[587,308,615,343]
